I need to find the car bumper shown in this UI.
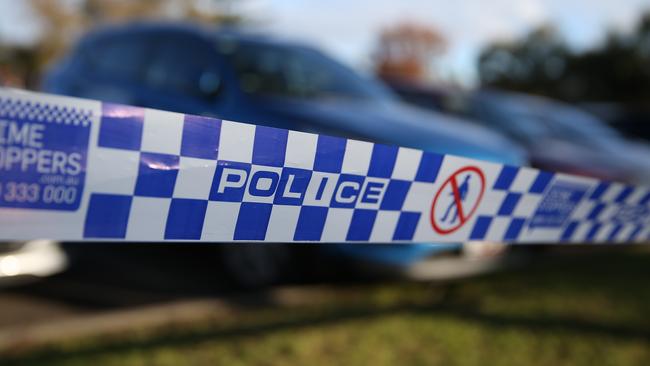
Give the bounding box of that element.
[0,240,67,285]
[333,241,512,280]
[402,241,511,280]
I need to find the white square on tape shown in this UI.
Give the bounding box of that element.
[513,194,541,217]
[341,139,373,175]
[601,184,624,202]
[201,201,240,241]
[369,211,400,242]
[87,148,139,195]
[402,181,435,212]
[284,130,317,169]
[478,190,507,216]
[510,167,538,192]
[141,108,184,155]
[265,205,301,241]
[391,147,421,180]
[218,120,255,162]
[485,216,510,240]
[173,157,217,200]
[321,208,354,242]
[126,197,171,240]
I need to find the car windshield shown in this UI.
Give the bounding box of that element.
[483,93,623,148]
[538,105,623,147]
[477,95,551,142]
[221,39,395,101]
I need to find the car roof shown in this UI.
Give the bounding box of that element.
[81,21,303,50]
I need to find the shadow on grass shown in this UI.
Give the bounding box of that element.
[6,247,650,365]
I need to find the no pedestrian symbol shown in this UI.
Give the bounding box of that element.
[430,166,486,234]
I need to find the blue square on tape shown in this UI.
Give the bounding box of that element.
[134,152,180,197]
[210,161,251,202]
[470,216,492,240]
[589,182,610,200]
[561,221,579,241]
[252,126,288,167]
[493,165,519,190]
[234,202,272,240]
[346,209,377,241]
[380,180,411,210]
[586,223,602,241]
[84,194,132,238]
[368,144,398,178]
[415,152,443,182]
[503,218,525,241]
[393,212,420,241]
[164,199,207,240]
[529,171,554,193]
[314,135,346,173]
[615,186,634,203]
[587,203,605,220]
[180,115,221,160]
[294,206,328,241]
[497,192,522,216]
[98,103,144,151]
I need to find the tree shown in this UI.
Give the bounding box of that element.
[478,13,650,103]
[374,22,446,84]
[478,26,569,96]
[1,0,247,88]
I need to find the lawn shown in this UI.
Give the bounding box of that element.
[5,247,650,366]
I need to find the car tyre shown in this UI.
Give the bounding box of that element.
[220,244,292,288]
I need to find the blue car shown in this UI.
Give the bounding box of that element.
[44,23,526,286]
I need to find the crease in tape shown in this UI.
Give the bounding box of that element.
[1,87,649,243]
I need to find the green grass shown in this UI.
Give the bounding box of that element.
[5,247,650,366]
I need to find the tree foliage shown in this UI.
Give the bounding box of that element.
[1,0,245,88]
[374,22,446,83]
[478,13,650,103]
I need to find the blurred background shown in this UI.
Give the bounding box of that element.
[1,1,650,365]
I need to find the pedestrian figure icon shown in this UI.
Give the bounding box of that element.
[430,166,486,235]
[441,175,471,224]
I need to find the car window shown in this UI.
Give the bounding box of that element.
[145,35,220,99]
[222,41,394,101]
[538,107,623,148]
[84,35,148,81]
[475,96,550,143]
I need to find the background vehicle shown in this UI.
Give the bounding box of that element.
[471,90,650,185]
[44,23,527,287]
[389,82,650,185]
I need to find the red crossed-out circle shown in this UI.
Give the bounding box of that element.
[430,166,486,235]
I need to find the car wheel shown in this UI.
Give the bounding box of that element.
[220,244,292,288]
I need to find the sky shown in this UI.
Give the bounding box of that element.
[257,0,650,84]
[1,0,650,85]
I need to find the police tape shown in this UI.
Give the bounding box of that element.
[0,87,649,244]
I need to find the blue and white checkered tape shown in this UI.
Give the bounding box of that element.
[1,88,649,243]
